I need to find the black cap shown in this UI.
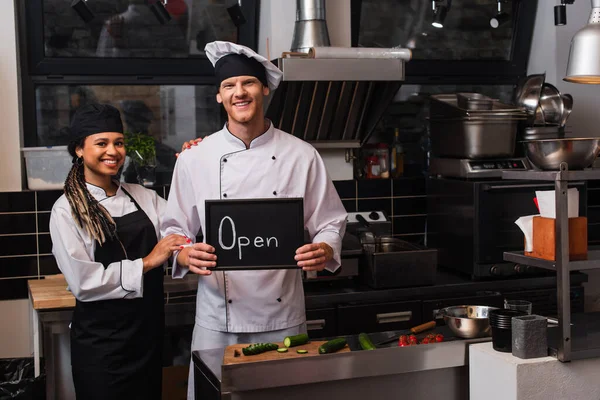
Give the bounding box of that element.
[214,54,268,88]
[68,104,124,159]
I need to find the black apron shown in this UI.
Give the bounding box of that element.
[70,188,164,400]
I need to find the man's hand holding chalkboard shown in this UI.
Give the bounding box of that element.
[177,243,217,276]
[294,243,334,271]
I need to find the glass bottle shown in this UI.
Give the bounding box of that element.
[391,128,404,178]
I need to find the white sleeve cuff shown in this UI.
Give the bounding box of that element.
[171,250,189,279]
[312,230,342,273]
[120,258,144,297]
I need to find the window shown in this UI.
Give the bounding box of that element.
[17,0,260,185]
[351,0,538,83]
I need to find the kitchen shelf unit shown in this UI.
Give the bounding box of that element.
[502,163,600,362]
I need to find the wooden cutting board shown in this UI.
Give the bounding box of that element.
[223,340,350,365]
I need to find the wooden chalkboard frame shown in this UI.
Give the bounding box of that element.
[205,198,304,270]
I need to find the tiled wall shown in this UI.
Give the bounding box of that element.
[0,178,426,301]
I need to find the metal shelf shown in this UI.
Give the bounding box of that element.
[502,169,600,181]
[502,162,600,362]
[504,250,600,271]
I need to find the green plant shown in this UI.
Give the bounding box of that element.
[124,131,156,166]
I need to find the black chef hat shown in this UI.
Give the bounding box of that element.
[67,103,124,159]
[214,54,268,88]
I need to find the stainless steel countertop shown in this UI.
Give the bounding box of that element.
[193,328,491,393]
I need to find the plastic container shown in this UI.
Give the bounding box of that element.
[366,156,381,179]
[376,143,390,178]
[22,146,71,190]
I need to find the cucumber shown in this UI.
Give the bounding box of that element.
[277,348,288,353]
[358,333,376,351]
[283,333,309,348]
[296,349,308,354]
[242,343,279,356]
[318,338,347,354]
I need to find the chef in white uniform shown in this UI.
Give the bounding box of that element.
[160,41,347,399]
[50,104,188,400]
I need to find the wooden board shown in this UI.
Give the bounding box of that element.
[27,275,75,310]
[223,341,350,365]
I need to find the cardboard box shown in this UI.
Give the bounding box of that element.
[524,216,587,261]
[162,365,189,400]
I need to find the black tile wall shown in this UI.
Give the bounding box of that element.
[0,235,37,256]
[36,190,62,211]
[0,192,34,212]
[37,212,51,233]
[333,180,356,199]
[358,179,392,198]
[0,256,38,277]
[39,255,60,275]
[0,178,428,299]
[38,234,53,254]
[0,214,36,234]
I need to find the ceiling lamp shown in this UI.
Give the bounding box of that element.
[149,0,172,25]
[432,0,451,29]
[490,0,510,29]
[564,0,600,83]
[71,0,94,23]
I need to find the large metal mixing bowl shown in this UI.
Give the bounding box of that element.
[438,305,498,339]
[523,138,600,170]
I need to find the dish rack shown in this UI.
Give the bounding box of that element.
[502,163,600,362]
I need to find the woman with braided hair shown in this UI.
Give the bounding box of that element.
[49,103,188,400]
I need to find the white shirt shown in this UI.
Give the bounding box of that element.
[50,182,166,302]
[161,123,347,332]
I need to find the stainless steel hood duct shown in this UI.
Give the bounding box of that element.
[265,0,407,148]
[290,0,330,53]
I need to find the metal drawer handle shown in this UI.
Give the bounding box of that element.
[306,319,326,330]
[376,311,412,324]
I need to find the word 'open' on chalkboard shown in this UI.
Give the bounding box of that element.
[217,216,279,260]
[205,198,304,270]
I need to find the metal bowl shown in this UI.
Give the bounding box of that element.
[539,83,563,126]
[523,138,600,170]
[514,73,546,124]
[438,305,498,339]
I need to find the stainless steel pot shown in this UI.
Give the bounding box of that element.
[429,118,519,159]
[437,305,498,339]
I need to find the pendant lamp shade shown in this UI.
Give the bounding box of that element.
[564,0,600,83]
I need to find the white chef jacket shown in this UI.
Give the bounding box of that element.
[50,182,166,302]
[161,123,347,333]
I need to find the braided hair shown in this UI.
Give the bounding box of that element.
[64,149,117,245]
[63,104,124,245]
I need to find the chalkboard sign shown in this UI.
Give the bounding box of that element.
[205,198,304,270]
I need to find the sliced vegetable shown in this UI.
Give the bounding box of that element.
[296,349,309,354]
[283,333,310,348]
[318,338,347,354]
[242,343,279,356]
[277,348,289,353]
[358,333,376,351]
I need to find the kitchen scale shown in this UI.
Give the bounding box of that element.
[429,157,532,178]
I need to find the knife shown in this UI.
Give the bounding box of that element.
[375,321,437,346]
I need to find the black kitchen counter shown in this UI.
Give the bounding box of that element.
[302,268,588,309]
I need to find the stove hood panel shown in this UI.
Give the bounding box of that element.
[266,57,405,147]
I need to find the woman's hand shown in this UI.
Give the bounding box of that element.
[142,234,189,273]
[175,138,203,157]
[294,242,334,272]
[177,243,217,276]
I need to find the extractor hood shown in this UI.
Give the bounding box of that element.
[265,0,408,149]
